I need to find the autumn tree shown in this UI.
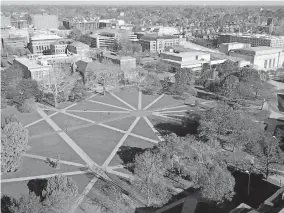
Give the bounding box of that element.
[172,68,194,95]
[1,115,28,173]
[141,73,162,95]
[132,150,173,207]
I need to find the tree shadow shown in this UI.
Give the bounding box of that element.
[117,146,146,172]
[1,194,17,213]
[27,179,48,200]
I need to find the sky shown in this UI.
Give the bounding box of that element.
[2,0,284,5]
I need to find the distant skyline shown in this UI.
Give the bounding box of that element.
[2,0,284,5]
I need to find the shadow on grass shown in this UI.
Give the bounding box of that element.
[117,146,146,172]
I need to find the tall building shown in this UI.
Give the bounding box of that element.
[139,35,182,53]
[30,33,62,54]
[218,33,284,48]
[32,14,59,30]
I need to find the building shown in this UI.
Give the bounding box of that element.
[219,42,252,54]
[2,36,28,49]
[32,14,59,30]
[99,51,136,70]
[11,20,28,29]
[73,20,99,32]
[13,57,52,81]
[1,15,11,29]
[87,29,138,49]
[30,33,62,54]
[218,33,284,48]
[50,40,68,55]
[98,19,125,29]
[139,35,183,53]
[151,26,181,36]
[67,41,90,57]
[160,51,211,75]
[229,46,284,69]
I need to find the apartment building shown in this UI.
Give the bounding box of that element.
[218,33,284,48]
[32,14,59,30]
[30,33,62,54]
[139,35,181,53]
[229,46,284,69]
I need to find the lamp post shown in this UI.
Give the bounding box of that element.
[245,170,251,196]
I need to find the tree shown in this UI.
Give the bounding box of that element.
[132,150,172,207]
[10,193,43,213]
[141,73,162,95]
[1,119,28,173]
[68,28,83,41]
[244,132,284,179]
[41,175,78,212]
[16,79,42,102]
[172,68,193,95]
[68,81,86,102]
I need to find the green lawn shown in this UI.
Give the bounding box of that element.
[70,173,96,194]
[52,113,90,130]
[1,180,29,199]
[123,135,155,149]
[91,93,133,109]
[68,111,129,123]
[147,95,184,110]
[105,116,136,131]
[131,118,160,141]
[2,106,41,126]
[68,125,124,166]
[28,134,85,164]
[68,100,129,111]
[141,93,160,109]
[27,120,54,137]
[113,88,139,109]
[1,156,83,180]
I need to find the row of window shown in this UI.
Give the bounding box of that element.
[264,58,277,69]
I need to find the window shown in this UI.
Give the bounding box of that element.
[269,59,272,68]
[273,59,276,67]
[264,60,267,68]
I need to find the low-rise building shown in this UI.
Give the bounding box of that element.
[50,40,68,55]
[30,33,62,54]
[139,35,184,53]
[99,51,136,70]
[13,57,52,81]
[1,36,28,49]
[67,41,90,57]
[219,42,251,55]
[229,46,284,69]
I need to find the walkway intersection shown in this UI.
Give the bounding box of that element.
[1,88,191,212]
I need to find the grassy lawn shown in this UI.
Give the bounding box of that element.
[52,113,90,130]
[44,109,58,116]
[113,88,139,109]
[123,135,155,149]
[105,116,136,131]
[68,125,124,166]
[1,156,83,180]
[68,111,128,123]
[28,134,85,164]
[141,93,160,109]
[70,173,96,194]
[2,106,41,126]
[147,94,184,110]
[131,118,160,141]
[27,120,54,137]
[68,100,129,112]
[91,93,133,109]
[1,180,30,199]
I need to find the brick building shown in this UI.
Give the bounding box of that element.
[30,33,62,54]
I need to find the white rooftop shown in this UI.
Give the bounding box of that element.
[31,34,62,41]
[162,51,209,57]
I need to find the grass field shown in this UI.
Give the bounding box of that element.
[131,118,160,140]
[27,120,54,137]
[68,111,128,123]
[112,88,139,108]
[52,113,90,130]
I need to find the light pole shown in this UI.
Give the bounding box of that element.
[245,170,251,196]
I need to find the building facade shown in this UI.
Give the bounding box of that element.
[219,42,252,55]
[2,36,27,49]
[229,46,284,69]
[50,40,68,55]
[11,20,28,29]
[218,33,284,48]
[73,21,98,32]
[139,35,181,53]
[67,41,90,57]
[30,33,62,54]
[32,14,59,30]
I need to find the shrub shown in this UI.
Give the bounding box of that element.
[17,97,36,113]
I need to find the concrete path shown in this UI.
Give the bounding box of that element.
[138,90,142,109]
[106,167,133,180]
[67,110,130,113]
[1,171,87,183]
[24,153,86,167]
[144,94,164,110]
[88,99,132,111]
[102,117,141,168]
[108,91,136,110]
[69,177,98,213]
[37,108,99,168]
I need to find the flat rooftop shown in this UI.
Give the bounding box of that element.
[14,57,47,69]
[162,51,209,57]
[31,34,62,41]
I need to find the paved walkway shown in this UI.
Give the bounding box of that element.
[144,94,165,110]
[108,91,136,110]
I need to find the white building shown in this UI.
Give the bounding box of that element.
[229,46,284,70]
